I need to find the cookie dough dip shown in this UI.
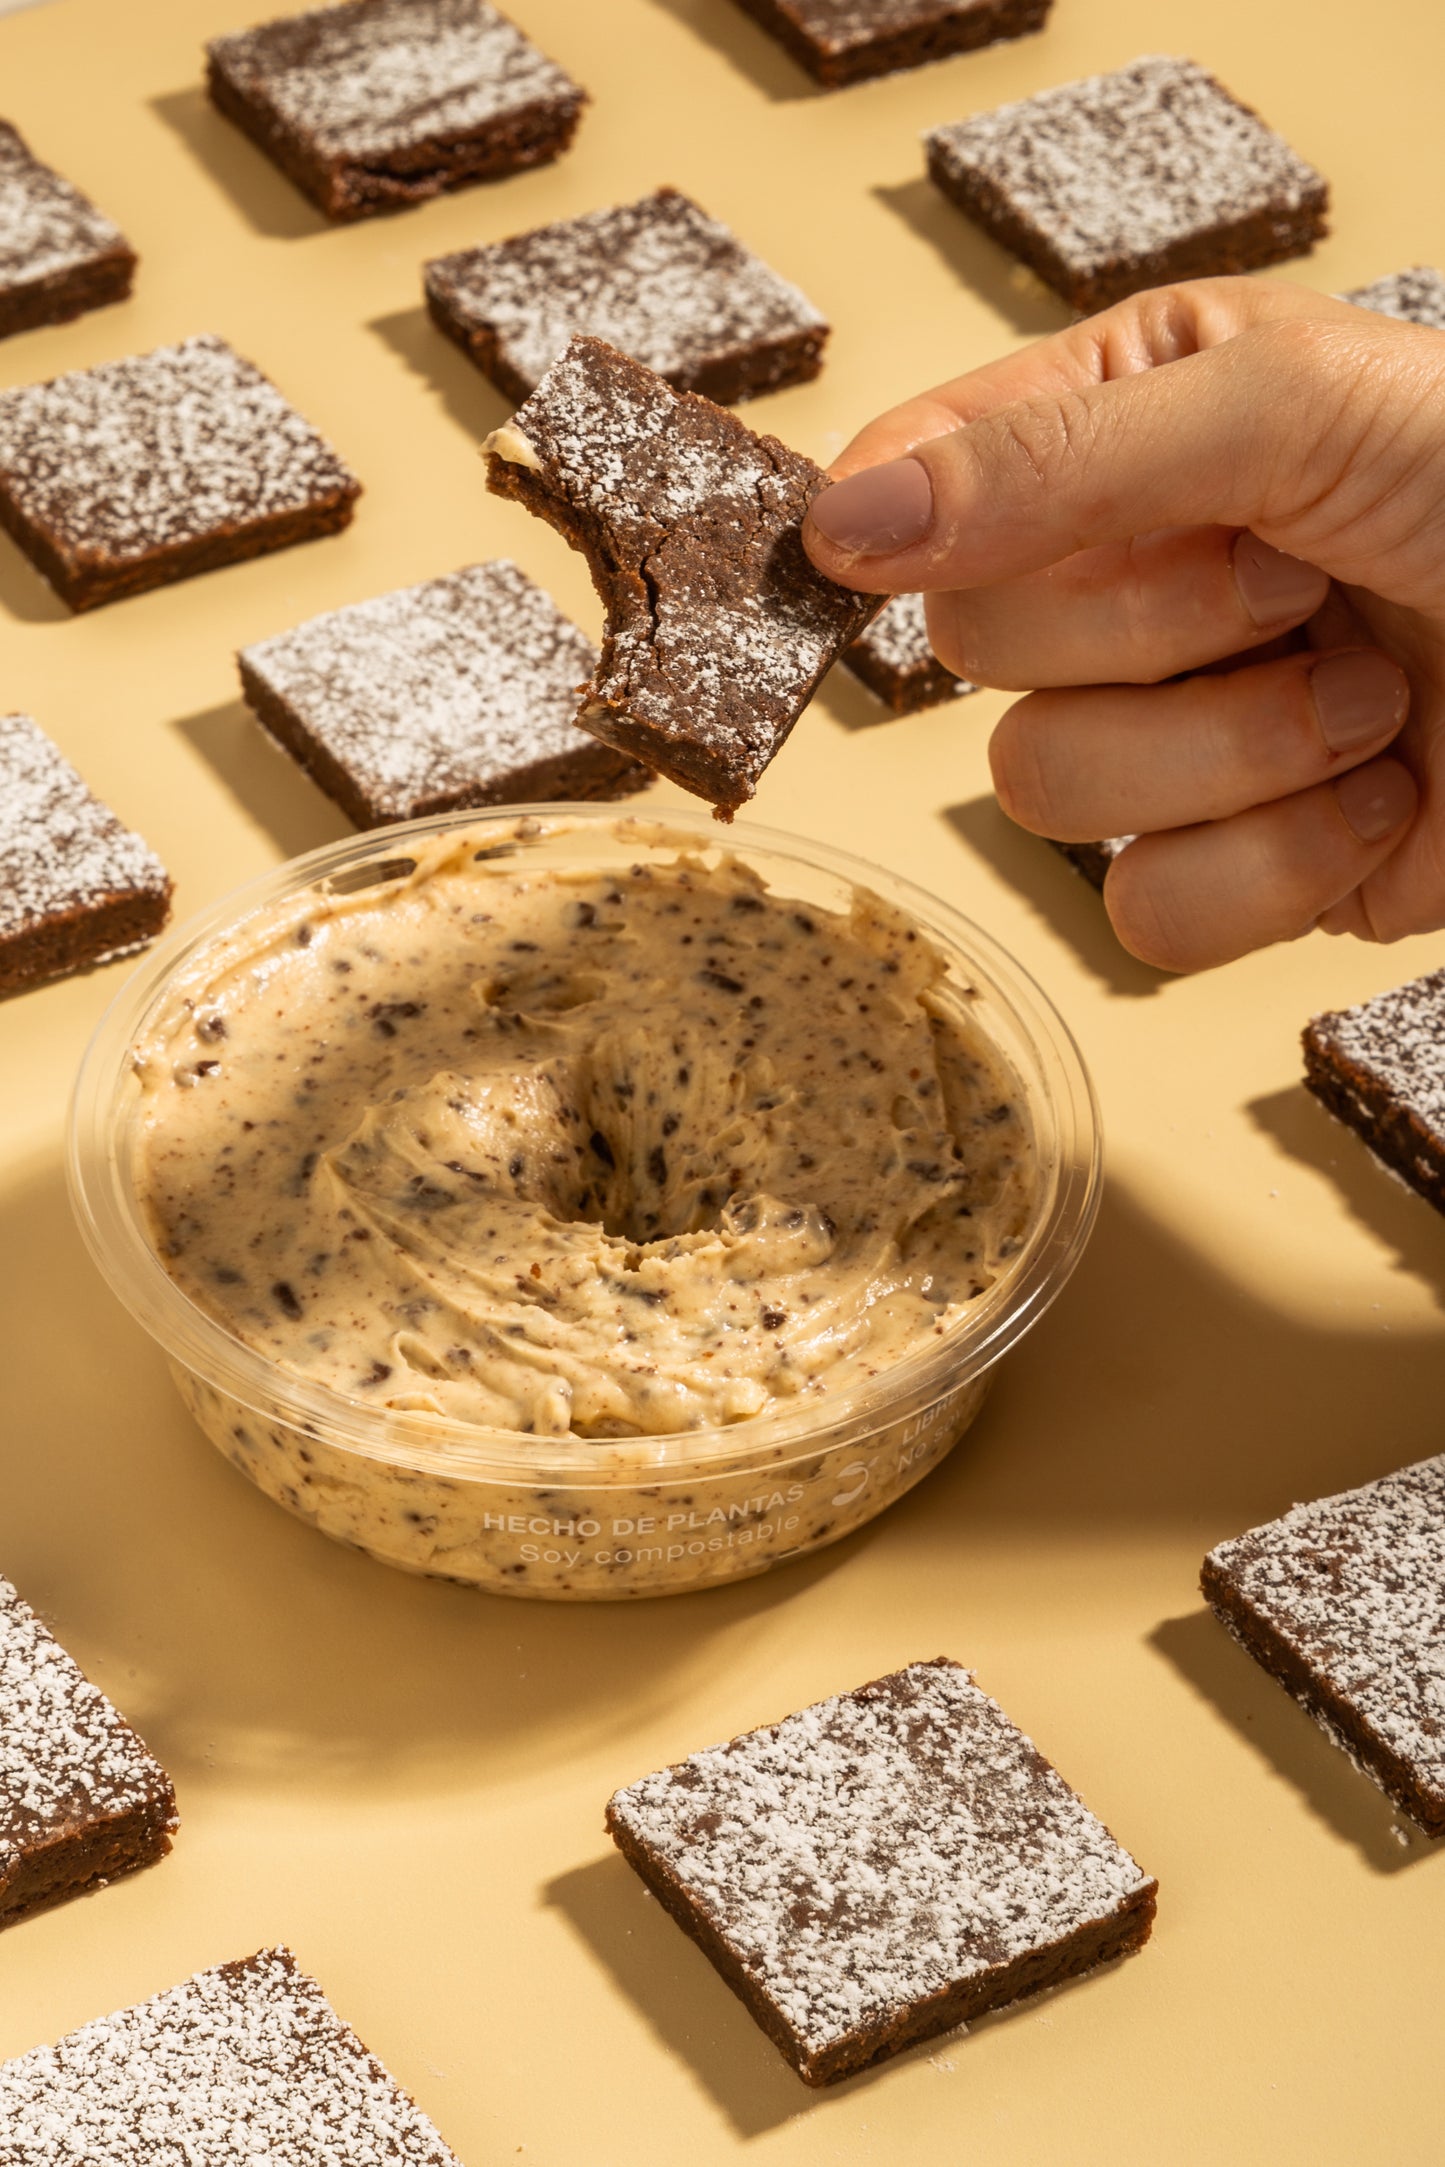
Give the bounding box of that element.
[70,810,1100,1599]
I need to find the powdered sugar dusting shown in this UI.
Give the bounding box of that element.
[0,121,128,289]
[425,187,824,395]
[0,714,169,944]
[927,56,1325,278]
[1206,1455,1445,1813]
[1343,266,1445,329]
[0,1946,461,2162]
[241,560,609,819]
[850,593,975,691]
[0,332,359,565]
[0,1573,174,1880]
[1309,968,1445,1135]
[208,0,581,161]
[608,1658,1152,2056]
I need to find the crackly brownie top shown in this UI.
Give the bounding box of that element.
[927,56,1325,276]
[849,592,973,688]
[426,187,824,395]
[608,1657,1152,2055]
[0,1946,460,2164]
[0,1573,174,1874]
[492,336,876,793]
[0,715,169,945]
[0,120,128,289]
[1343,266,1445,330]
[1206,1455,1445,1794]
[241,560,602,819]
[0,333,358,566]
[776,0,1000,52]
[207,0,582,161]
[1307,967,1445,1139]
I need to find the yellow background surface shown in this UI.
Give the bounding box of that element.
[1,0,1443,2158]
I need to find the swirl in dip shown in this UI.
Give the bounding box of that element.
[133,823,1034,1450]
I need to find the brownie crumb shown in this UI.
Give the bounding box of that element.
[484,334,880,816]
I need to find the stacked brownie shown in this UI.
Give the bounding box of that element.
[0,120,134,338]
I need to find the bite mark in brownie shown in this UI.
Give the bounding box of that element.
[206,0,585,222]
[726,0,1050,89]
[926,56,1329,314]
[0,1945,462,2160]
[484,335,880,817]
[0,120,135,339]
[1049,833,1133,889]
[606,1656,1156,2085]
[0,332,360,611]
[0,714,172,997]
[840,592,977,714]
[1302,967,1445,1213]
[239,559,647,828]
[0,1571,176,1928]
[1202,1455,1445,1836]
[425,185,827,406]
[1342,266,1445,329]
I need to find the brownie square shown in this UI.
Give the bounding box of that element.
[727,0,1051,88]
[485,335,880,817]
[206,0,586,222]
[0,714,172,997]
[0,332,360,611]
[1049,833,1132,889]
[239,559,648,828]
[1202,1455,1445,1836]
[0,1945,462,2160]
[926,55,1329,314]
[1342,266,1445,329]
[606,1657,1157,2085]
[1302,967,1445,1213]
[0,119,135,340]
[425,186,827,407]
[840,592,977,714]
[0,1572,176,1928]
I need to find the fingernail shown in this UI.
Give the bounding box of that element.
[808,459,933,555]
[1334,758,1417,842]
[1232,532,1329,625]
[1311,651,1410,754]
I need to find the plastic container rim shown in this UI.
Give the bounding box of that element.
[67,803,1103,1485]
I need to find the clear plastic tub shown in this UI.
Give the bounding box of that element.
[68,807,1100,1601]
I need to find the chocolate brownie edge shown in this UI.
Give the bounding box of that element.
[0,1791,177,1930]
[205,56,344,216]
[1049,838,1117,890]
[730,0,1050,87]
[424,283,534,404]
[0,246,136,342]
[840,641,969,716]
[0,884,173,997]
[1302,1019,1445,1215]
[1201,1553,1445,1836]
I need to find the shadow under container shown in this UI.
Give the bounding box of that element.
[68,806,1101,1601]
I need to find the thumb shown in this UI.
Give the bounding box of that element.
[803,316,1445,602]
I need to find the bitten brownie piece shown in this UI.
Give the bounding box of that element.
[0,714,171,996]
[606,1657,1156,2085]
[0,1945,462,2161]
[425,186,827,406]
[0,1572,176,1928]
[840,592,977,714]
[485,335,880,816]
[206,0,585,222]
[726,0,1051,89]
[1343,266,1445,328]
[239,559,647,828]
[926,55,1329,314]
[1049,833,1132,889]
[1303,967,1445,1212]
[1203,1455,1445,1836]
[0,120,135,339]
[0,332,359,611]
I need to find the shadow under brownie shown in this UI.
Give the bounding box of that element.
[239,559,648,827]
[206,0,586,222]
[607,1656,1156,2084]
[425,185,826,406]
[0,713,172,996]
[0,118,135,339]
[0,1570,176,1928]
[0,332,360,611]
[926,55,1328,313]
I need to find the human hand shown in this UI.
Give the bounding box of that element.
[801,278,1445,972]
